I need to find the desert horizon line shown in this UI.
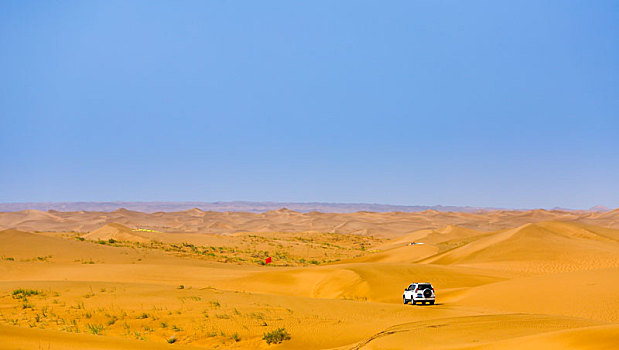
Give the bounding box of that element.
[0,200,613,213]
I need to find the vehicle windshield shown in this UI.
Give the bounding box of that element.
[417,284,432,290]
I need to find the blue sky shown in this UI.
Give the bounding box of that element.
[1,1,617,209]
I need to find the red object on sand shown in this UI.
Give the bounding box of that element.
[265,257,272,264]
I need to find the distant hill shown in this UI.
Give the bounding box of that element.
[0,201,503,213]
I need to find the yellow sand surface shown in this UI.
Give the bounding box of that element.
[0,209,617,349]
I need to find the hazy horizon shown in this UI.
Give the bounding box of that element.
[0,200,614,213]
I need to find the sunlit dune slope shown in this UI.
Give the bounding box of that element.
[83,223,150,242]
[461,324,619,350]
[0,324,201,350]
[0,229,256,285]
[378,225,492,255]
[376,225,486,248]
[455,268,619,322]
[0,209,65,228]
[218,263,508,303]
[421,222,619,272]
[0,229,138,263]
[342,225,501,265]
[349,244,439,264]
[351,314,605,350]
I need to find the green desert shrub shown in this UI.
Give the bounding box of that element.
[263,328,291,344]
[12,289,40,298]
[86,324,104,335]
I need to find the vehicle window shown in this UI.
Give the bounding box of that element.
[417,284,432,290]
[407,284,414,290]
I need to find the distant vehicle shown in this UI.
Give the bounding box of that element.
[403,283,435,305]
[408,242,424,245]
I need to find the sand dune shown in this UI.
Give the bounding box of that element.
[2,208,618,236]
[455,268,619,322]
[351,314,605,350]
[0,211,617,349]
[0,324,202,350]
[0,229,141,263]
[349,244,440,264]
[460,324,619,350]
[83,223,151,243]
[218,263,509,303]
[422,222,619,272]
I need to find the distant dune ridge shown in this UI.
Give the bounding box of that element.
[0,206,617,235]
[1,201,613,214]
[0,201,512,213]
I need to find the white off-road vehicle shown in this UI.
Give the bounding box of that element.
[403,283,435,305]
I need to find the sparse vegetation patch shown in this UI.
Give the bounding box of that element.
[12,289,40,299]
[87,323,104,335]
[263,328,291,344]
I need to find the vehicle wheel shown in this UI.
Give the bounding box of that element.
[429,301,435,305]
[411,300,416,305]
[403,297,408,304]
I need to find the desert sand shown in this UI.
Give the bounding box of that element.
[0,209,618,349]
